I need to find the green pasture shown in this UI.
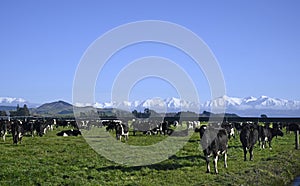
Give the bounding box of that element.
[0,126,300,185]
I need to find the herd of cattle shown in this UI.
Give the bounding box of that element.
[1,117,300,174]
[0,117,80,144]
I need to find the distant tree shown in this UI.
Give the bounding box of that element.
[132,110,138,117]
[9,104,30,116]
[261,114,268,118]
[23,104,30,116]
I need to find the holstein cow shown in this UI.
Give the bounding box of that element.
[0,119,8,141]
[115,122,129,142]
[240,123,259,161]
[57,129,82,136]
[286,123,300,134]
[199,125,228,174]
[258,126,284,149]
[11,119,23,144]
[221,122,235,139]
[34,119,49,137]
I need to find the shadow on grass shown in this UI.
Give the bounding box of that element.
[96,155,206,172]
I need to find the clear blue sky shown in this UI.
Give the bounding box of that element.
[1,0,300,104]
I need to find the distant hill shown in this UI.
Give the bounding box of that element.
[32,100,73,116]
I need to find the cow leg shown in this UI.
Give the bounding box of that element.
[269,140,272,150]
[2,131,6,141]
[243,147,247,161]
[249,146,254,161]
[213,155,219,174]
[18,132,22,144]
[224,152,228,168]
[206,156,210,173]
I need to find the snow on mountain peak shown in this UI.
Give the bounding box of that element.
[0,97,26,104]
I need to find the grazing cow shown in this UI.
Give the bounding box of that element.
[240,123,259,161]
[131,120,161,136]
[22,119,35,137]
[34,119,49,137]
[258,126,284,149]
[11,120,23,144]
[161,121,170,135]
[0,119,8,141]
[286,123,300,134]
[199,125,228,174]
[115,123,129,141]
[221,122,235,139]
[147,126,161,135]
[56,129,82,136]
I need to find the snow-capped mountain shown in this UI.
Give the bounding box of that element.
[202,95,300,116]
[92,95,300,116]
[89,97,200,113]
[0,97,40,108]
[202,95,300,111]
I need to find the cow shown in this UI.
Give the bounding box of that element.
[240,123,259,161]
[11,119,23,144]
[115,122,129,142]
[258,125,284,149]
[286,123,300,134]
[233,122,243,135]
[34,119,49,137]
[22,119,35,137]
[221,122,235,139]
[199,125,228,174]
[56,129,82,136]
[0,119,8,141]
[131,120,161,136]
[161,121,171,135]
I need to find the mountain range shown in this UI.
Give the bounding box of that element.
[90,96,300,116]
[1,96,300,117]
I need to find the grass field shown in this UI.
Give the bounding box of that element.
[1,126,300,186]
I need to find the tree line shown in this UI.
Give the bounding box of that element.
[0,104,30,117]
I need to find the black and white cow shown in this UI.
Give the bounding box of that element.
[286,123,300,134]
[11,119,23,144]
[161,121,171,135]
[115,122,129,141]
[56,129,82,136]
[258,125,284,149]
[0,119,8,141]
[233,122,243,135]
[199,125,228,174]
[240,123,259,161]
[221,122,235,139]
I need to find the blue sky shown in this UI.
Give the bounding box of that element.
[1,0,300,104]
